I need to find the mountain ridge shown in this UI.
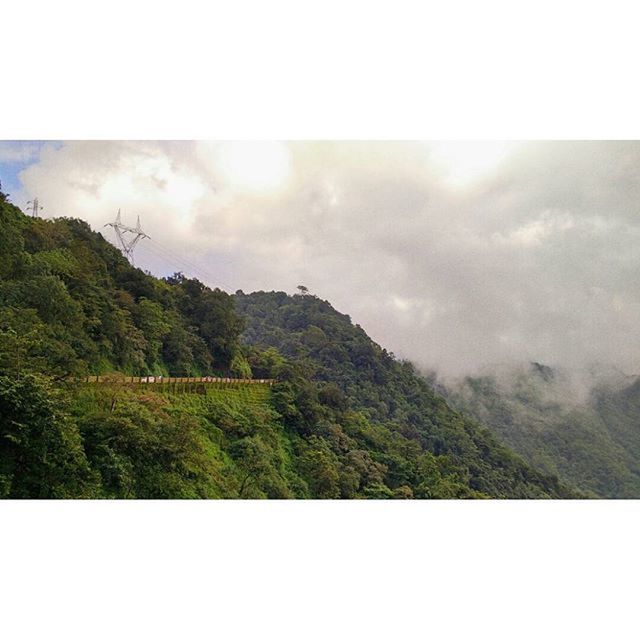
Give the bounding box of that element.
[0,191,579,498]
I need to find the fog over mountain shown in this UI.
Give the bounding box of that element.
[441,360,640,498]
[4,140,640,377]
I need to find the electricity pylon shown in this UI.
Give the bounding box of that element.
[104,209,150,265]
[26,197,43,217]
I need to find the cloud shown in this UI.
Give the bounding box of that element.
[492,211,576,247]
[12,140,640,377]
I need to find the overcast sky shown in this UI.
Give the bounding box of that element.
[2,140,640,377]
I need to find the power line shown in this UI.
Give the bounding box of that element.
[103,209,234,291]
[143,238,235,292]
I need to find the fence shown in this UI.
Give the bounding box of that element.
[82,375,275,385]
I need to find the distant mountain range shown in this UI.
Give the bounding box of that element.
[442,363,640,497]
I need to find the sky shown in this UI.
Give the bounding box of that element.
[2,140,640,378]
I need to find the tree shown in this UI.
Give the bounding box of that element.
[76,392,225,498]
[166,274,244,371]
[133,298,171,369]
[298,437,341,498]
[0,374,98,498]
[230,353,252,378]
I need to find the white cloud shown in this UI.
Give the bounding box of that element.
[492,211,575,247]
[14,140,640,377]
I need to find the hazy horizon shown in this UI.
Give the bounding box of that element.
[2,140,639,378]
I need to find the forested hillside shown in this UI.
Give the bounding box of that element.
[235,291,577,498]
[445,365,640,498]
[0,189,577,498]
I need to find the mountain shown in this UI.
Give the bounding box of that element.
[234,291,577,498]
[444,363,640,498]
[0,190,577,498]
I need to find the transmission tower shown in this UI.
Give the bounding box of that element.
[26,197,43,217]
[104,209,150,265]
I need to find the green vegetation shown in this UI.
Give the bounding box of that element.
[235,292,577,498]
[446,365,640,498]
[0,189,578,498]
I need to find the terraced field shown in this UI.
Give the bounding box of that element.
[203,381,273,408]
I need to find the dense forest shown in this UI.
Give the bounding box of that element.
[444,364,640,498]
[0,188,578,498]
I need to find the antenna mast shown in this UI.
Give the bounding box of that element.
[104,209,150,265]
[26,197,43,217]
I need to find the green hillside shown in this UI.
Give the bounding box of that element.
[0,188,578,498]
[235,291,577,498]
[446,365,640,498]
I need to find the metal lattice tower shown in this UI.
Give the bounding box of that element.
[104,209,150,265]
[26,197,43,218]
